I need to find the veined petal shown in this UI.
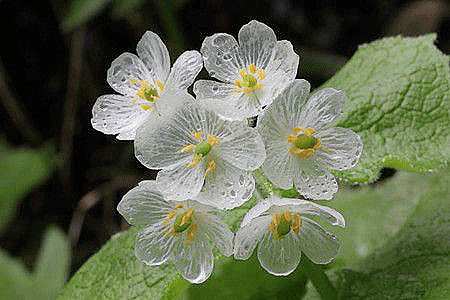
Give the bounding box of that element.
[267,198,346,227]
[201,33,242,82]
[292,164,338,200]
[299,87,345,130]
[194,80,262,121]
[315,127,363,170]
[134,110,195,169]
[117,180,172,225]
[265,40,299,83]
[260,138,295,190]
[136,31,171,83]
[297,217,341,264]
[165,50,203,91]
[91,94,150,140]
[217,125,266,170]
[257,231,301,276]
[196,159,255,210]
[234,215,271,260]
[238,20,277,69]
[172,235,214,284]
[107,52,152,97]
[135,221,175,266]
[200,212,234,256]
[157,163,205,201]
[156,89,195,118]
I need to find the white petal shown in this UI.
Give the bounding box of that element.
[157,163,205,201]
[217,126,266,170]
[265,40,299,84]
[136,31,171,83]
[297,217,341,264]
[165,50,203,91]
[238,20,277,69]
[299,88,345,130]
[263,40,299,102]
[257,231,301,276]
[172,235,214,284]
[199,212,234,256]
[201,33,242,82]
[293,165,338,200]
[240,200,273,228]
[117,180,172,225]
[107,53,152,96]
[234,215,271,260]
[196,159,255,210]
[91,94,150,140]
[260,138,295,190]
[135,222,175,265]
[266,197,346,227]
[134,109,195,169]
[315,127,363,170]
[194,80,262,120]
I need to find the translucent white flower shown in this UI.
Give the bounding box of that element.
[258,79,363,200]
[234,197,345,276]
[92,31,203,140]
[134,103,266,209]
[193,20,299,121]
[117,180,234,284]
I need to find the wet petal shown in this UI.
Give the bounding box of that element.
[157,163,205,201]
[200,212,234,256]
[135,222,175,265]
[165,50,203,91]
[293,165,338,200]
[299,87,345,130]
[297,217,341,264]
[194,80,261,120]
[234,215,271,260]
[136,31,171,83]
[197,159,255,210]
[172,236,214,284]
[238,20,277,69]
[217,125,266,170]
[201,33,242,82]
[117,180,172,225]
[316,127,363,170]
[257,231,301,276]
[91,94,149,140]
[107,52,152,96]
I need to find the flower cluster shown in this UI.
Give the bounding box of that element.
[92,20,363,283]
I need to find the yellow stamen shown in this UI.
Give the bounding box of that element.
[248,63,256,74]
[193,131,203,139]
[292,214,301,233]
[155,80,165,91]
[185,223,197,244]
[207,134,220,145]
[175,204,184,209]
[205,160,216,176]
[180,144,194,153]
[288,127,321,160]
[188,154,203,168]
[140,104,151,110]
[268,211,302,240]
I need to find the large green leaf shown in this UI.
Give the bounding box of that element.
[0,141,55,231]
[324,34,450,183]
[305,169,450,299]
[57,226,189,299]
[0,227,70,300]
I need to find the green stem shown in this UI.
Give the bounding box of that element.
[252,169,274,199]
[302,256,337,300]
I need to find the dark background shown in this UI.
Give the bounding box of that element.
[1,0,449,276]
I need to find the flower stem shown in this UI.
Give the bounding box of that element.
[252,168,274,199]
[302,256,337,300]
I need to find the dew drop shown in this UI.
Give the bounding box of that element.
[223,53,232,61]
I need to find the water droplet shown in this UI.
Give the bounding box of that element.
[223,53,232,61]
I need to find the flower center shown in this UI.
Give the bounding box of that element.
[180,131,220,175]
[165,205,197,244]
[129,79,165,110]
[287,127,321,160]
[269,211,301,240]
[234,64,266,94]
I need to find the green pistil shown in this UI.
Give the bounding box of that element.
[173,213,192,233]
[242,74,258,88]
[144,88,159,102]
[294,135,318,149]
[277,216,292,237]
[195,141,212,156]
